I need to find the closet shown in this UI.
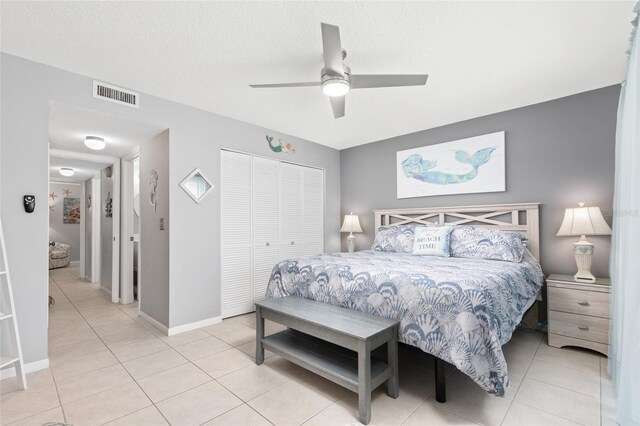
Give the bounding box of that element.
[220,150,324,318]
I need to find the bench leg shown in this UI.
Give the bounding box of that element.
[386,327,399,399]
[358,341,372,425]
[435,357,446,403]
[256,306,265,365]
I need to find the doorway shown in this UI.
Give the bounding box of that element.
[48,101,165,307]
[49,150,121,302]
[121,152,141,305]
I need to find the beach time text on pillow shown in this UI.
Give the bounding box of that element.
[412,226,454,257]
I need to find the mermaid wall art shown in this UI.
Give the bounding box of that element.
[396,131,505,199]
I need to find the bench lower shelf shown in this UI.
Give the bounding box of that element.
[262,329,392,393]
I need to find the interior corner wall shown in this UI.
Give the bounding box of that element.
[0,53,340,363]
[100,168,114,294]
[340,85,619,278]
[140,130,170,327]
[48,182,81,261]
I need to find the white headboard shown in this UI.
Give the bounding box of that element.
[374,203,541,261]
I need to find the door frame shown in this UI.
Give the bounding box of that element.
[90,175,101,284]
[120,148,140,305]
[50,148,121,303]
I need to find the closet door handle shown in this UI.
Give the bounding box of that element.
[578,325,589,331]
[578,301,590,306]
[265,242,270,246]
[291,241,295,245]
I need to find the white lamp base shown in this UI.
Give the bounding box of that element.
[346,234,356,253]
[573,237,595,283]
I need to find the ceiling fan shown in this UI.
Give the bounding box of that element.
[249,23,429,119]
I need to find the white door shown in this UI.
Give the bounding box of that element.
[279,163,304,261]
[302,167,324,256]
[252,157,280,303]
[220,151,254,317]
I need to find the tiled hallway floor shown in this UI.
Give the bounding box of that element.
[0,267,617,425]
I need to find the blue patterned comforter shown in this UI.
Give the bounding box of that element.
[265,250,544,396]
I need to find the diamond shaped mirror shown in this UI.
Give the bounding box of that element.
[180,168,214,204]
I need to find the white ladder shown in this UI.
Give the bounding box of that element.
[0,218,27,389]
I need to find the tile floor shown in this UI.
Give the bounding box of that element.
[0,266,617,426]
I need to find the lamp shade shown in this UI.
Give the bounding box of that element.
[556,203,612,236]
[340,213,363,233]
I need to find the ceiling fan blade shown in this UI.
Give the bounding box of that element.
[250,82,320,88]
[329,96,345,119]
[350,74,429,89]
[321,23,344,77]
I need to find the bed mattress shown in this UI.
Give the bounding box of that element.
[265,250,544,396]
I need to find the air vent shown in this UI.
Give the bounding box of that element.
[93,81,139,108]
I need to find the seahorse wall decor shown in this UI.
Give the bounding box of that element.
[149,169,159,213]
[401,147,496,185]
[266,135,295,155]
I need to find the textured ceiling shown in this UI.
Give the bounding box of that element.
[2,1,634,149]
[49,102,165,158]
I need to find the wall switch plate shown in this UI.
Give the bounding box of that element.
[160,218,165,230]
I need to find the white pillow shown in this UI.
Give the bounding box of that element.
[412,226,454,257]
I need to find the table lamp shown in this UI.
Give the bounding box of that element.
[556,202,612,282]
[340,212,363,253]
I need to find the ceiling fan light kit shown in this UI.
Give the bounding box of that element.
[322,78,350,97]
[250,22,428,118]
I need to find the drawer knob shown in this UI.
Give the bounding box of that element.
[578,325,589,331]
[578,301,590,306]
[266,242,270,246]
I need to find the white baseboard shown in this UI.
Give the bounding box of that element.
[70,260,80,266]
[139,311,169,335]
[168,316,222,336]
[138,311,222,337]
[0,358,49,380]
[99,286,112,297]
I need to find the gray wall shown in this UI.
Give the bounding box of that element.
[48,182,81,262]
[341,85,619,278]
[84,179,92,278]
[0,53,340,363]
[100,170,113,293]
[140,130,170,326]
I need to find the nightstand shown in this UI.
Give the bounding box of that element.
[546,274,611,356]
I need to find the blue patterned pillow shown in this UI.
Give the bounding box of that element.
[450,226,527,262]
[371,224,434,253]
[412,226,454,257]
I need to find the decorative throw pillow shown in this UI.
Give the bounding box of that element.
[412,226,454,257]
[371,224,436,253]
[450,226,527,263]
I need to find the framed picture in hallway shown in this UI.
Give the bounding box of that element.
[63,197,80,224]
[396,131,506,199]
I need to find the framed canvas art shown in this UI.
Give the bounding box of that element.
[397,131,505,199]
[63,197,81,224]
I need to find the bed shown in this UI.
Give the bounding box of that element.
[265,203,544,398]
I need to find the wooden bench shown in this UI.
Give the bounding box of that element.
[255,296,400,425]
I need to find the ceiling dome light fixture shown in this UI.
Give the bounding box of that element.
[321,78,350,97]
[84,136,106,151]
[59,167,75,177]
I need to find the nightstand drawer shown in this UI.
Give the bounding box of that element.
[549,310,610,344]
[548,287,610,318]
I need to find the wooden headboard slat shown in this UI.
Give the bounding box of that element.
[373,202,541,261]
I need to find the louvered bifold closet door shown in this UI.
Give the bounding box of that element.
[302,167,324,256]
[220,150,254,318]
[252,157,280,303]
[279,163,304,261]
